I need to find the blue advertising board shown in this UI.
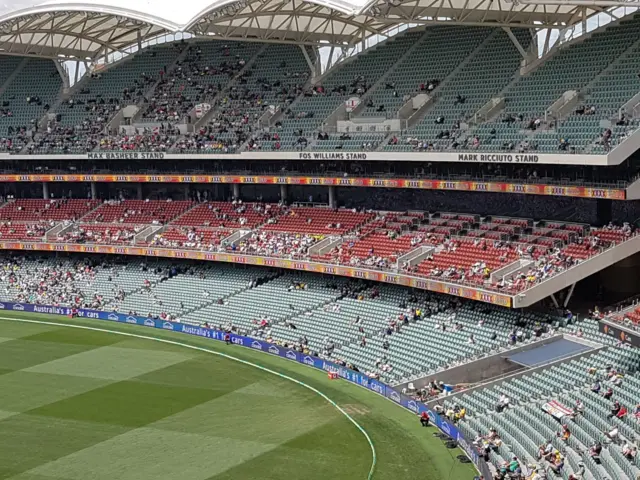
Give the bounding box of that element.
[0,300,489,477]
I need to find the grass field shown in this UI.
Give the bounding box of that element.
[0,312,477,480]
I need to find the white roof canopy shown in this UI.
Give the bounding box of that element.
[0,0,630,58]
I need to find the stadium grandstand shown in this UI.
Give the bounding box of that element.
[1,0,640,479]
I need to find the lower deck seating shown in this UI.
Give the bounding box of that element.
[0,252,594,386]
[449,337,640,479]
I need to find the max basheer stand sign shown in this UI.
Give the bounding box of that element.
[87,152,166,160]
[0,300,491,479]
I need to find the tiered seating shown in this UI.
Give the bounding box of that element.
[231,231,319,258]
[112,262,257,318]
[452,342,640,479]
[334,231,423,264]
[0,201,636,297]
[261,207,374,235]
[615,305,640,325]
[29,43,186,154]
[171,201,281,228]
[274,30,423,150]
[416,238,519,282]
[187,272,350,332]
[473,14,640,153]
[97,126,181,152]
[365,26,491,118]
[0,255,168,309]
[591,226,633,244]
[149,226,231,249]
[386,28,528,151]
[317,211,426,267]
[82,200,194,224]
[141,41,261,123]
[0,58,62,152]
[56,224,145,244]
[271,283,577,382]
[0,222,48,240]
[183,43,308,153]
[585,35,640,153]
[0,56,28,150]
[0,199,99,221]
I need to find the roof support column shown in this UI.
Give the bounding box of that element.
[137,29,143,52]
[74,61,81,86]
[325,46,334,72]
[299,45,316,81]
[542,28,552,56]
[563,283,576,308]
[502,27,528,59]
[54,60,70,93]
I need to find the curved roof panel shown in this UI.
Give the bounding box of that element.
[0,0,208,27]
[0,0,616,57]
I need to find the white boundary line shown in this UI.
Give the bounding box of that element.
[0,315,377,480]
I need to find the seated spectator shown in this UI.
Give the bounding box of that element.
[558,138,569,151]
[600,128,612,148]
[496,393,509,412]
[589,441,602,464]
[616,404,627,419]
[548,451,564,475]
[557,424,571,442]
[604,424,619,442]
[622,442,637,459]
[608,400,621,419]
[537,439,554,460]
[507,456,520,473]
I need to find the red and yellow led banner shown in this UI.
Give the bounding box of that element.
[0,174,625,199]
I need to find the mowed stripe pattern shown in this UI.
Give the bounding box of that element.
[0,320,370,480]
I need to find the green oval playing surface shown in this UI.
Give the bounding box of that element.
[0,315,478,480]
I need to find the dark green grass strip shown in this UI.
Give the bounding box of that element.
[0,339,97,371]
[0,414,128,478]
[29,380,223,428]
